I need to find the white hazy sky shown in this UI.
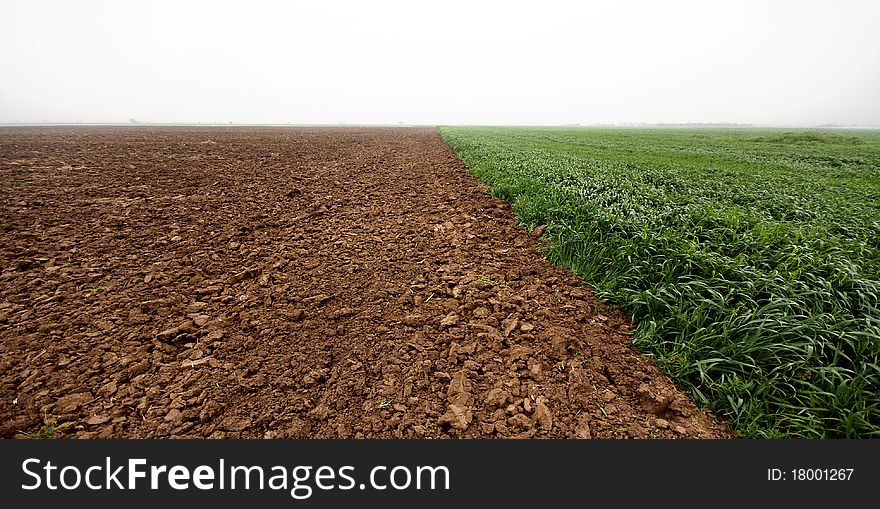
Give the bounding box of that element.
[1,0,878,126]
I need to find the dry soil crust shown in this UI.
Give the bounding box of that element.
[0,127,730,439]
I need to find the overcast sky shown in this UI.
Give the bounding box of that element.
[1,0,878,126]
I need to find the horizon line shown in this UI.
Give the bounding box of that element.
[3,121,880,129]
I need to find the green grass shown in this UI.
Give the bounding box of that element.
[21,423,56,439]
[440,126,880,438]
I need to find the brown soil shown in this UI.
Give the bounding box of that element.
[0,126,730,439]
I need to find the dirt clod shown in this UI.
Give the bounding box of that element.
[85,415,111,426]
[54,392,93,414]
[485,388,511,408]
[534,397,553,431]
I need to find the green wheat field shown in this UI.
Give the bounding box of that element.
[441,126,880,438]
